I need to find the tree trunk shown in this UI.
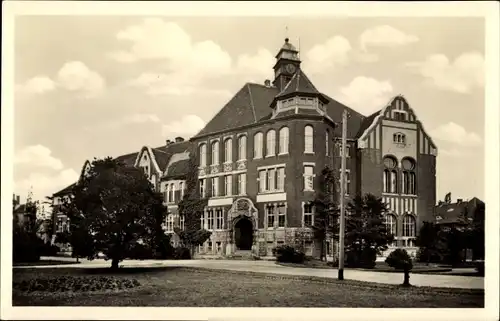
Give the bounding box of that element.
[320,240,325,262]
[403,268,410,286]
[111,258,120,269]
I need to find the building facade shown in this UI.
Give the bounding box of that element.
[51,38,438,259]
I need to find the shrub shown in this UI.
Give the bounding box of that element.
[13,229,44,263]
[13,276,141,293]
[273,245,305,263]
[416,247,442,264]
[346,247,377,268]
[385,249,413,270]
[172,246,191,260]
[40,243,60,256]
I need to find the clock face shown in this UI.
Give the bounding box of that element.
[285,63,296,74]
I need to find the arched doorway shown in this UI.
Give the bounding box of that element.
[234,218,253,250]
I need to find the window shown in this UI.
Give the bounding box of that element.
[200,213,205,229]
[207,241,213,252]
[279,127,289,154]
[179,215,185,231]
[211,177,219,197]
[267,205,275,228]
[179,182,184,200]
[258,166,285,193]
[207,210,215,230]
[166,214,174,232]
[338,144,351,157]
[225,175,232,196]
[393,111,407,122]
[304,165,314,191]
[266,129,276,157]
[199,144,207,167]
[216,241,222,254]
[303,203,314,227]
[224,138,232,163]
[237,173,246,195]
[211,141,219,165]
[304,125,314,153]
[383,156,398,194]
[216,209,224,230]
[254,132,263,159]
[276,167,285,190]
[199,179,206,197]
[402,215,416,237]
[277,204,286,228]
[170,183,175,203]
[393,133,406,144]
[340,170,351,195]
[238,135,247,160]
[401,158,416,195]
[385,214,397,235]
[326,130,329,156]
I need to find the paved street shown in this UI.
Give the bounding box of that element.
[15,257,484,290]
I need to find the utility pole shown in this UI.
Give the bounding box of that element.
[338,109,348,280]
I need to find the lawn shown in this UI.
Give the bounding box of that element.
[12,267,484,307]
[13,260,80,267]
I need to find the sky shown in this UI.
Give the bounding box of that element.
[13,15,485,205]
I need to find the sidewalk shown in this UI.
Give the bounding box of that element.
[15,257,484,290]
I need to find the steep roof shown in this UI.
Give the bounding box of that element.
[435,198,484,225]
[355,110,380,138]
[275,68,323,99]
[164,158,190,179]
[53,183,76,197]
[151,141,190,173]
[193,83,278,137]
[115,152,139,167]
[322,94,365,138]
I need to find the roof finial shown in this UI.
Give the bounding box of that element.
[285,25,289,43]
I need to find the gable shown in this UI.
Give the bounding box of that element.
[134,147,161,175]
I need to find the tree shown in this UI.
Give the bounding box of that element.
[175,156,210,256]
[59,157,167,269]
[386,249,413,287]
[308,166,339,261]
[415,221,442,265]
[12,194,44,263]
[345,194,394,268]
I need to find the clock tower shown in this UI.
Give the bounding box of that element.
[272,38,301,91]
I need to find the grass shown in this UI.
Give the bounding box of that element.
[13,260,81,267]
[12,266,484,307]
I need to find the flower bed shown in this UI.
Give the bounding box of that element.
[13,276,141,293]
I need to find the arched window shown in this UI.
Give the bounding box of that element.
[393,132,406,144]
[279,127,289,154]
[304,125,314,153]
[199,143,207,167]
[402,157,416,195]
[238,135,247,160]
[211,141,219,165]
[384,214,397,236]
[266,129,276,156]
[224,138,232,163]
[402,215,416,237]
[254,132,263,159]
[383,156,398,193]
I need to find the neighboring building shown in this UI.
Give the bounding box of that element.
[13,194,51,243]
[50,38,438,260]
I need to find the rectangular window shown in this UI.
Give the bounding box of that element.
[179,215,185,231]
[339,144,351,158]
[207,210,214,230]
[277,168,285,191]
[211,177,218,197]
[340,170,351,195]
[303,203,314,227]
[225,175,232,196]
[207,241,213,253]
[304,165,314,191]
[216,241,222,254]
[166,215,174,232]
[199,179,206,198]
[267,168,275,191]
[277,204,286,228]
[267,205,275,228]
[326,131,329,156]
[179,182,184,200]
[238,173,246,195]
[216,209,224,230]
[259,170,266,193]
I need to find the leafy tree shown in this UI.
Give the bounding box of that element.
[345,194,394,268]
[175,156,210,257]
[386,249,413,287]
[308,167,339,261]
[12,195,44,263]
[415,221,442,265]
[459,202,485,261]
[59,157,167,269]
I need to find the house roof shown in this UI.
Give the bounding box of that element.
[115,152,139,167]
[53,183,76,197]
[164,158,190,179]
[355,110,380,138]
[13,204,27,214]
[193,83,279,138]
[435,198,484,225]
[275,68,324,100]
[151,141,191,173]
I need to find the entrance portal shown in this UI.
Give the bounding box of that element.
[234,218,253,250]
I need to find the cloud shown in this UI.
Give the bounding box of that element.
[304,36,352,73]
[406,52,484,93]
[430,122,482,146]
[235,48,275,80]
[440,148,463,157]
[15,168,79,202]
[360,25,419,51]
[17,76,56,94]
[336,76,394,113]
[15,145,64,170]
[161,115,206,138]
[16,61,105,98]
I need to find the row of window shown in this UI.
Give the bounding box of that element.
[198,125,317,167]
[383,156,417,195]
[164,182,184,203]
[199,173,247,198]
[201,208,225,230]
[384,214,417,237]
[258,167,286,193]
[165,214,185,232]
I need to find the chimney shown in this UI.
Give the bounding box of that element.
[175,137,184,143]
[264,79,271,87]
[457,199,463,204]
[17,195,20,204]
[166,139,172,146]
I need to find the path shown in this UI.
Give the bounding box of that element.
[15,257,484,290]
